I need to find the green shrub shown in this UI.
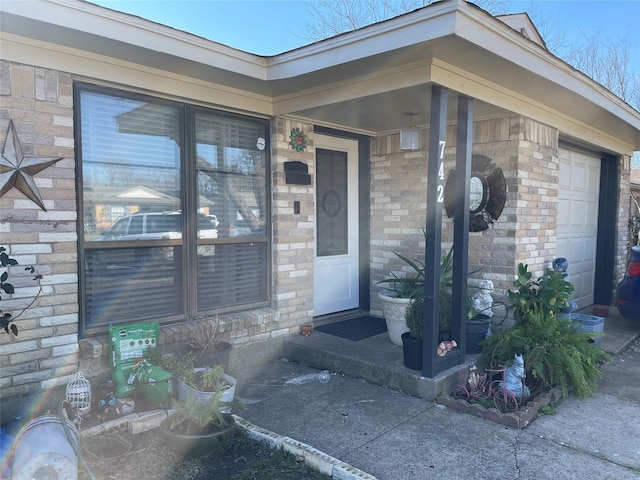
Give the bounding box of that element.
[477,303,610,397]
[508,263,574,323]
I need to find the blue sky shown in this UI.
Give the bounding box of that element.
[90,1,640,58]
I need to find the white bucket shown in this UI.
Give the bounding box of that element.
[11,415,78,480]
[178,371,236,413]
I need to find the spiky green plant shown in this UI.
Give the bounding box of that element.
[167,388,232,435]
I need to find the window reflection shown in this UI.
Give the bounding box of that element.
[81,91,182,240]
[78,85,270,334]
[195,113,267,239]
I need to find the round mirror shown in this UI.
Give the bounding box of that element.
[443,154,506,232]
[469,175,486,214]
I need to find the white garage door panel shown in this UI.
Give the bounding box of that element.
[556,149,600,309]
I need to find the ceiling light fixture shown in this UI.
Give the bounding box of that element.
[400,112,420,151]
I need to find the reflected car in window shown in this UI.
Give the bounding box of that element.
[94,212,218,241]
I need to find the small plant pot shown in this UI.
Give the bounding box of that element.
[401,332,422,370]
[466,314,491,354]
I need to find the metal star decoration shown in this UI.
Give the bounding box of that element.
[0,119,63,211]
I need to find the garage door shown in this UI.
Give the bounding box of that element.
[556,148,600,309]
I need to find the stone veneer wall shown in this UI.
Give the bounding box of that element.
[370,115,560,316]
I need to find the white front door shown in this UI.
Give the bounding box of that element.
[556,148,600,308]
[313,134,359,316]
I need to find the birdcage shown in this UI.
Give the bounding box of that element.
[66,371,91,414]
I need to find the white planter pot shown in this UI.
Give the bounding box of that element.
[178,369,236,413]
[378,291,412,346]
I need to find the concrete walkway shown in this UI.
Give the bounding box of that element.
[232,309,640,479]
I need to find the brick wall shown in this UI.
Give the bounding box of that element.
[271,118,315,326]
[508,117,559,278]
[369,115,558,315]
[616,154,633,293]
[0,60,311,403]
[0,61,79,397]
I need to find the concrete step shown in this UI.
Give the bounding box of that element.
[283,326,476,401]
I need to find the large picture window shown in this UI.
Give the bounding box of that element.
[76,84,270,336]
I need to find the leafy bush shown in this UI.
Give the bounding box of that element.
[404,289,453,339]
[404,294,424,339]
[478,300,610,398]
[508,263,574,323]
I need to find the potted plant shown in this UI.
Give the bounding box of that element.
[176,358,237,413]
[376,229,429,346]
[159,384,239,457]
[478,262,610,398]
[186,317,232,370]
[377,270,420,346]
[465,280,508,354]
[145,349,237,413]
[401,295,425,370]
[508,263,574,323]
[465,301,509,354]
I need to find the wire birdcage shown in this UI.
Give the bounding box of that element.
[66,371,91,414]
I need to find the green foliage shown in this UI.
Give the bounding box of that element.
[404,289,453,339]
[182,364,226,392]
[375,244,428,299]
[147,350,228,393]
[478,303,610,398]
[168,388,232,435]
[405,294,424,339]
[376,268,422,298]
[376,229,466,300]
[508,263,574,322]
[0,246,42,336]
[378,229,485,337]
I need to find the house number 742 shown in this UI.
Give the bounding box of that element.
[437,140,446,203]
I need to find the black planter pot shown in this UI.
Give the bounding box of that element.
[466,314,490,354]
[438,330,452,343]
[401,332,422,370]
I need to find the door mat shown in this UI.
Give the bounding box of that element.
[314,316,387,341]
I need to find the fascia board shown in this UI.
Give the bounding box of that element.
[431,59,637,155]
[453,7,640,136]
[0,0,269,79]
[264,2,459,80]
[0,32,273,116]
[272,60,432,116]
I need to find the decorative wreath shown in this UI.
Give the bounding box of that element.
[289,128,308,152]
[444,154,506,232]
